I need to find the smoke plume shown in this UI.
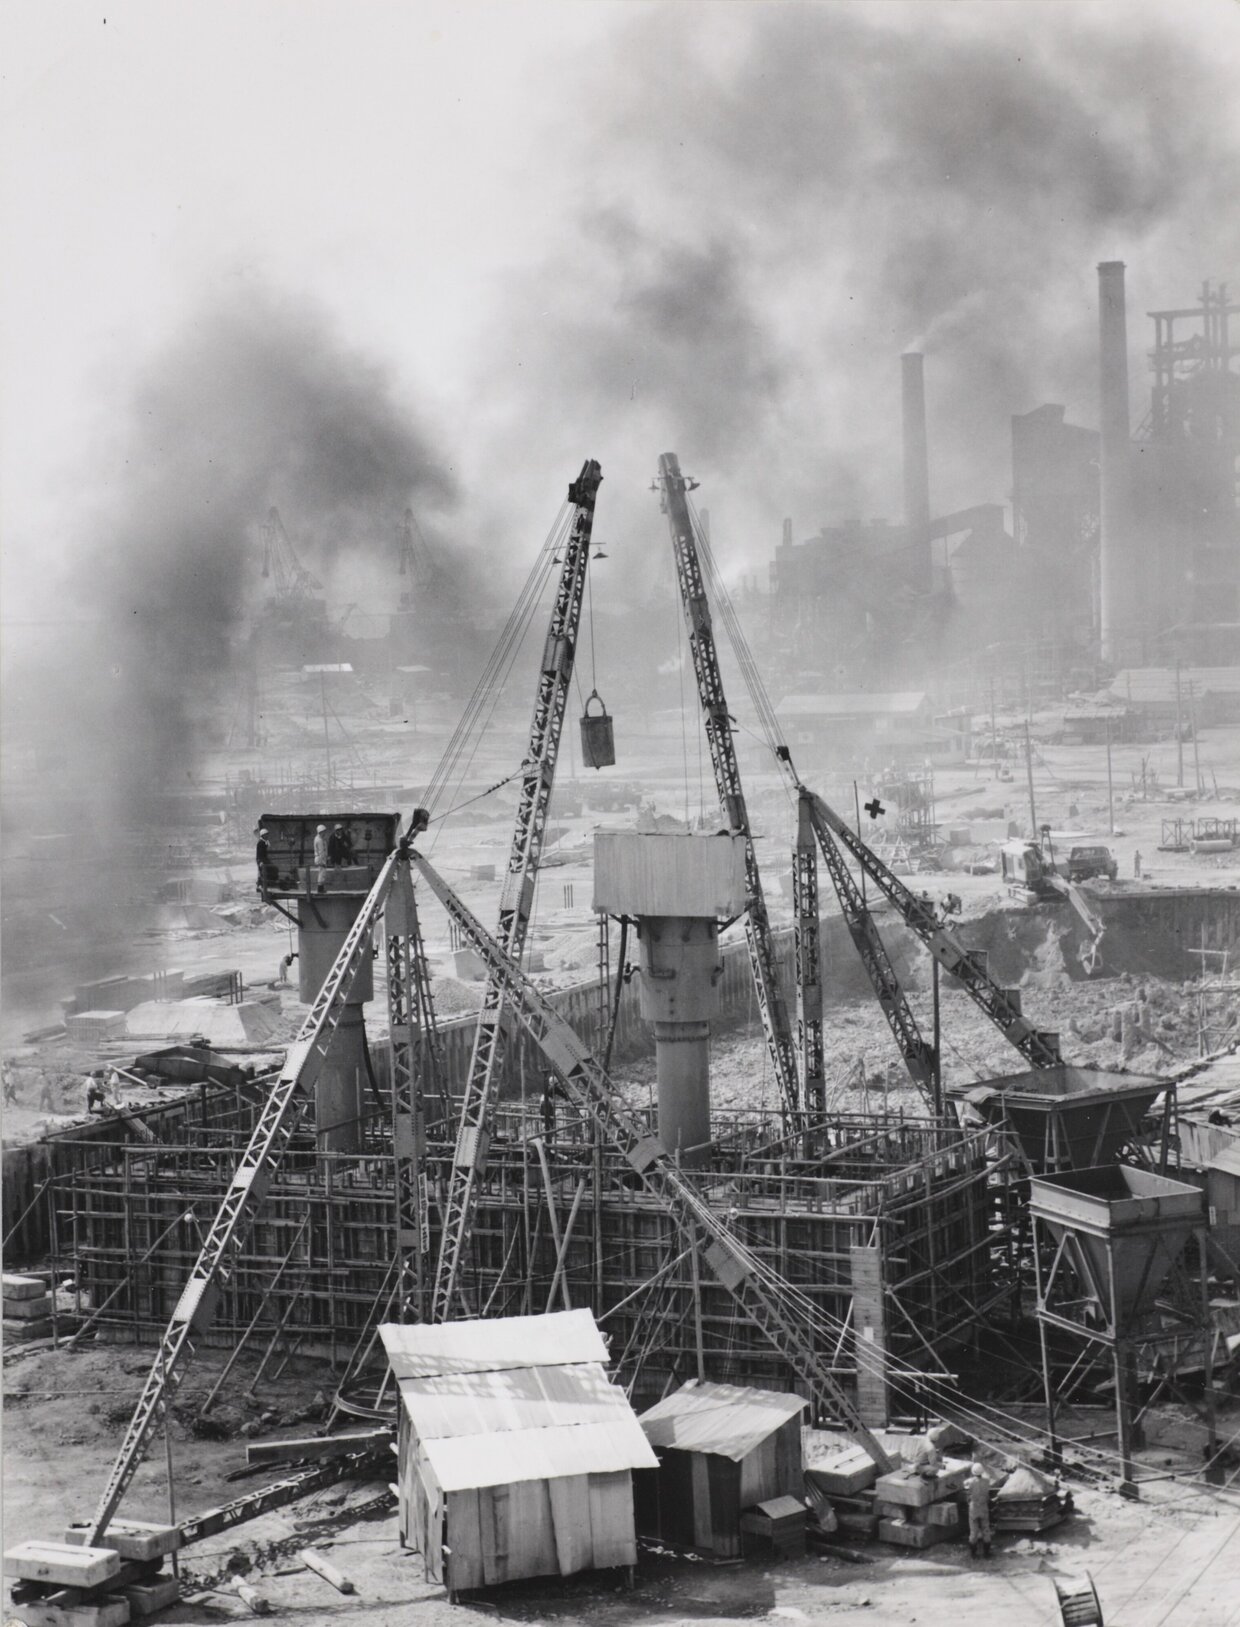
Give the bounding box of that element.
[482,4,1240,556]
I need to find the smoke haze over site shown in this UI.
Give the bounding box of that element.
[3,1,1240,826]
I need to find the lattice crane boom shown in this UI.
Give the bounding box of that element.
[431,460,604,1322]
[260,506,322,602]
[88,852,402,1543]
[654,453,802,1126]
[802,789,1061,1069]
[410,846,893,1470]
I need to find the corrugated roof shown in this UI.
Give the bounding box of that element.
[378,1308,608,1378]
[423,1418,658,1492]
[638,1380,807,1461]
[396,1361,630,1441]
[778,692,928,718]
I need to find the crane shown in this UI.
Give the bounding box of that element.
[260,507,322,602]
[430,460,604,1323]
[87,851,401,1543]
[409,845,894,1469]
[805,791,938,1105]
[799,785,1062,1070]
[397,507,437,588]
[83,822,896,1547]
[654,453,802,1126]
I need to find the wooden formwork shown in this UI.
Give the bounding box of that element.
[51,1089,1007,1410]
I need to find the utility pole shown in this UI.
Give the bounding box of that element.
[320,669,333,791]
[1175,659,1184,788]
[1024,720,1037,836]
[1188,681,1202,795]
[990,672,998,781]
[1106,716,1115,835]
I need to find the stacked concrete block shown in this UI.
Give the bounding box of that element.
[5,1527,180,1627]
[3,1274,54,1342]
[874,1466,969,1549]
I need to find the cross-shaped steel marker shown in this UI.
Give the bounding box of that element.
[864,798,885,820]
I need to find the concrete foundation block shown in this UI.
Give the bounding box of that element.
[63,1526,180,1563]
[874,1472,936,1509]
[878,1518,942,1550]
[4,1546,121,1590]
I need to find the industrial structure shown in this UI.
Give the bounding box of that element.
[5,405,1238,1618]
[770,266,1239,704]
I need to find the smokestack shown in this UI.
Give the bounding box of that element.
[901,352,932,589]
[1098,261,1137,665]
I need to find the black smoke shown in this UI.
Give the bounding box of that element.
[485,4,1240,544]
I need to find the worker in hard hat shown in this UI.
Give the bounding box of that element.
[254,826,272,893]
[965,1461,993,1558]
[313,823,329,891]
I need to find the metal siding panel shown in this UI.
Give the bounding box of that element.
[592,832,747,918]
[422,1418,658,1491]
[638,1380,807,1461]
[587,1472,638,1571]
[398,1362,630,1441]
[708,1456,742,1558]
[691,1453,714,1551]
[548,1475,593,1576]
[380,1308,608,1377]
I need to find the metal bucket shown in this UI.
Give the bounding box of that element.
[579,690,616,769]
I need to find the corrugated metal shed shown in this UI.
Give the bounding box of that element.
[639,1380,806,1461]
[777,692,928,719]
[379,1308,607,1378]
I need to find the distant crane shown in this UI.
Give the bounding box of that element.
[397,507,436,588]
[261,507,322,603]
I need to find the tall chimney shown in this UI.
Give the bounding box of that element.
[901,352,932,589]
[1098,261,1137,665]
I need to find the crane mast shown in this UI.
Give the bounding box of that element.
[386,862,446,1322]
[410,847,894,1470]
[431,460,604,1323]
[87,852,401,1543]
[654,453,802,1125]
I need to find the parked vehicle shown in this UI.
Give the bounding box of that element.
[1066,843,1118,883]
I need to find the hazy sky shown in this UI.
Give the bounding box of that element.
[4,0,1240,639]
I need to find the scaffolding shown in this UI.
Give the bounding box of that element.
[53,1089,1010,1413]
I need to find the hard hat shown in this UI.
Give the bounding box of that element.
[317,824,327,832]
[334,822,344,829]
[259,827,268,836]
[971,1461,984,1475]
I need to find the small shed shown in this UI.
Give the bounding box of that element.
[634,1380,807,1557]
[379,1310,657,1596]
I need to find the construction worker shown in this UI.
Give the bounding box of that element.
[254,826,272,891]
[1134,849,1142,878]
[965,1461,993,1558]
[327,823,347,865]
[313,824,329,890]
[2,1066,17,1106]
[85,1070,109,1115]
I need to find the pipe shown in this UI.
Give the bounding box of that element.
[1098,261,1137,665]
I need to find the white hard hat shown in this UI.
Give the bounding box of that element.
[317,824,327,832]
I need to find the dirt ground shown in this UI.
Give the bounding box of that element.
[4,1342,1239,1627]
[5,711,1240,1621]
